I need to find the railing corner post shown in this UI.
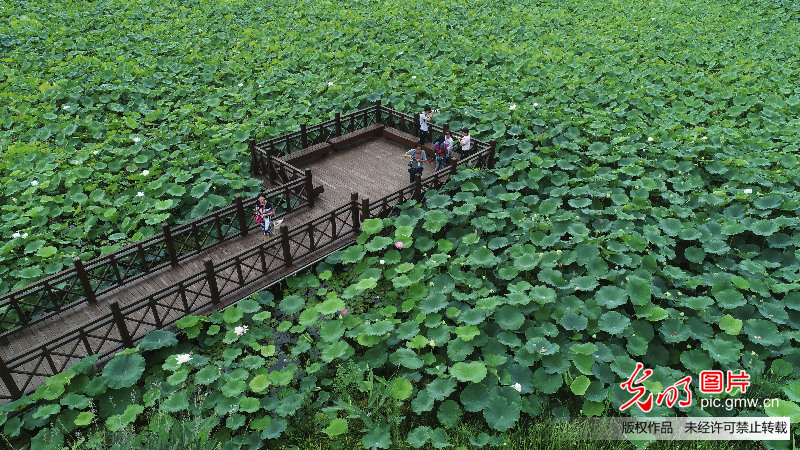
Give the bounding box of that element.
[249,138,258,176]
[0,356,21,400]
[204,260,221,304]
[280,226,292,268]
[488,139,497,169]
[361,198,370,221]
[350,192,361,231]
[234,195,250,237]
[300,123,308,149]
[162,222,179,267]
[304,169,315,208]
[335,112,342,137]
[375,99,381,123]
[73,256,96,304]
[110,302,134,348]
[266,143,275,184]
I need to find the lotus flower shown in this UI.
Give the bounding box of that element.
[533,102,539,107]
[379,259,385,265]
[30,180,39,186]
[141,170,149,176]
[12,232,20,238]
[340,308,349,316]
[234,325,248,336]
[647,136,654,142]
[395,241,404,249]
[328,81,334,86]
[137,192,144,197]
[743,189,753,194]
[133,137,141,143]
[176,354,192,365]
[238,83,243,87]
[412,75,416,79]
[509,104,517,110]
[62,105,70,110]
[512,383,522,392]
[430,339,435,347]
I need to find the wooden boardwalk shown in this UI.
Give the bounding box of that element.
[0,135,425,399]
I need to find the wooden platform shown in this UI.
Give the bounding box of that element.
[0,134,432,399]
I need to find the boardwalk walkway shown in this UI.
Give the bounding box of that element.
[0,136,421,399]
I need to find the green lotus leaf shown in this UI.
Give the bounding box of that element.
[361,218,384,235]
[529,286,556,304]
[765,400,800,424]
[423,210,450,233]
[569,342,598,355]
[74,412,94,427]
[363,423,392,449]
[341,245,366,264]
[750,219,778,236]
[411,389,435,413]
[467,247,497,267]
[139,330,178,351]
[570,276,598,291]
[106,404,144,432]
[560,313,588,331]
[570,376,591,396]
[594,285,627,308]
[321,341,354,363]
[324,418,349,437]
[394,348,423,370]
[743,320,784,347]
[161,391,189,412]
[718,314,743,335]
[279,295,305,314]
[437,400,462,428]
[495,305,525,330]
[391,378,413,401]
[513,253,539,271]
[450,361,487,383]
[365,236,393,252]
[407,426,433,448]
[702,336,743,365]
[262,417,287,439]
[419,292,447,314]
[715,289,746,309]
[455,325,480,341]
[222,305,244,324]
[597,311,630,335]
[427,377,457,401]
[101,353,145,389]
[684,247,705,264]
[626,276,651,306]
[483,395,520,432]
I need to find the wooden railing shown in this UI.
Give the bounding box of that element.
[0,169,312,335]
[0,105,498,401]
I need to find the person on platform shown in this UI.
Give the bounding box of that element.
[403,141,427,183]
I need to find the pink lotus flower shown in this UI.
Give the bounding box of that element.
[600,219,604,223]
[340,308,349,316]
[395,241,404,249]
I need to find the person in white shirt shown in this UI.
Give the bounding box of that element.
[419,105,435,145]
[443,130,454,166]
[459,127,471,159]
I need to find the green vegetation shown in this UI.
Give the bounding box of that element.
[2,0,800,447]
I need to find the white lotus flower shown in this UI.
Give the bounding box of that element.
[743,188,753,194]
[21,233,28,238]
[93,150,99,155]
[234,325,248,336]
[12,232,20,238]
[328,81,334,86]
[702,136,707,140]
[238,83,243,87]
[30,180,39,186]
[512,383,522,392]
[132,137,141,143]
[62,105,70,110]
[137,192,144,197]
[141,170,149,176]
[412,75,416,79]
[379,259,385,265]
[176,354,192,365]
[647,136,654,142]
[533,102,539,107]
[509,104,517,110]
[258,84,262,87]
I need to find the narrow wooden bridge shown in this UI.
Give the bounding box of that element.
[0,103,495,401]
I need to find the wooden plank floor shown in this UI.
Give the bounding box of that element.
[0,135,427,400]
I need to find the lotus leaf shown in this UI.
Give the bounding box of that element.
[101,354,145,389]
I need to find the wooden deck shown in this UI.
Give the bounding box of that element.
[0,134,428,399]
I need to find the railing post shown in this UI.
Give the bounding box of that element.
[387,108,393,128]
[304,169,315,208]
[280,226,292,268]
[73,257,95,304]
[361,198,370,221]
[335,112,342,137]
[488,139,497,169]
[162,222,179,267]
[110,302,134,348]
[300,123,308,149]
[413,174,422,203]
[284,183,292,212]
[0,356,21,400]
[375,100,381,123]
[249,138,259,176]
[413,113,420,139]
[266,143,275,184]
[234,195,249,237]
[351,192,361,232]
[204,260,221,305]
[148,297,164,329]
